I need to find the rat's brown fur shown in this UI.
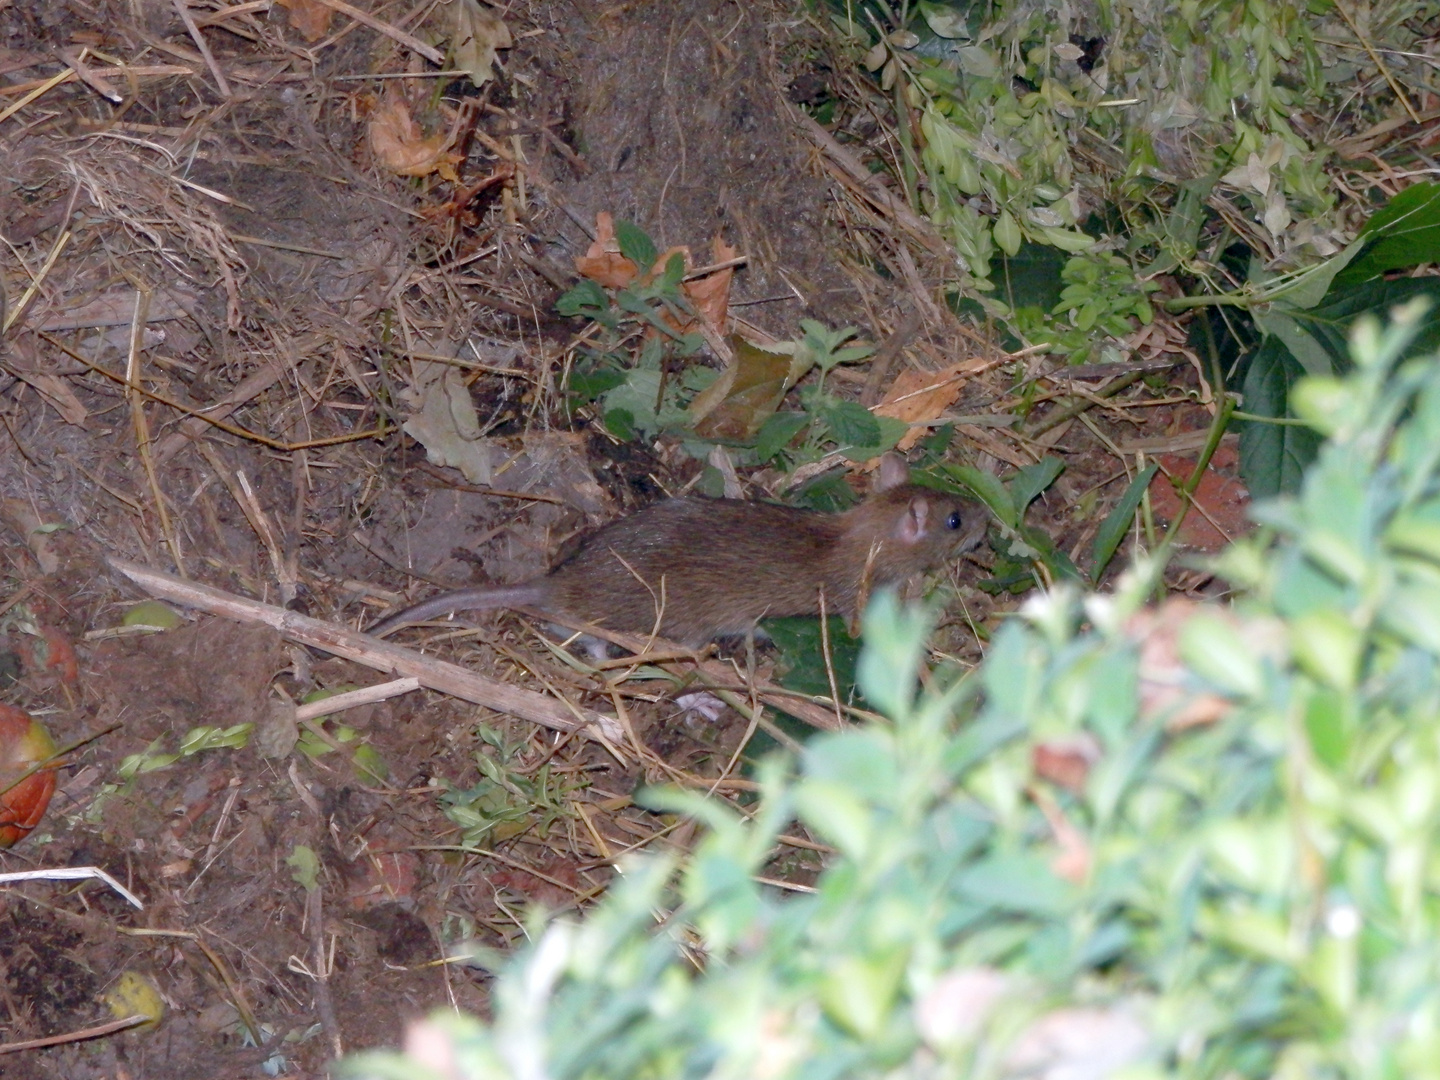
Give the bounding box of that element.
[369,474,984,648]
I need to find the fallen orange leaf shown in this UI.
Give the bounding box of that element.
[369,93,463,182]
[574,212,639,289]
[873,357,987,451]
[680,234,738,333]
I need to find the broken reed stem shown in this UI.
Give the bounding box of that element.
[172,0,232,98]
[0,1016,149,1056]
[126,291,187,577]
[307,0,445,64]
[817,587,846,729]
[1025,368,1149,437]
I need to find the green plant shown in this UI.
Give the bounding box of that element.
[816,0,1435,389]
[557,229,899,467]
[757,319,901,467]
[1232,183,1440,498]
[938,454,1079,589]
[437,724,576,847]
[557,229,708,440]
[350,301,1440,1080]
[1004,253,1160,364]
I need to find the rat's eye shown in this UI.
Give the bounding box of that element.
[946,510,963,530]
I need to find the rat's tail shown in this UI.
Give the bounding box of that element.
[367,585,542,638]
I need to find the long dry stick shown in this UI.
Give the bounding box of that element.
[107,558,627,744]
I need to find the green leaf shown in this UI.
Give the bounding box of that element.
[1303,685,1351,770]
[857,589,932,719]
[287,844,320,892]
[656,251,686,291]
[995,240,1066,313]
[1019,524,1084,582]
[955,853,1076,917]
[823,399,882,447]
[555,279,610,319]
[614,219,657,271]
[178,724,253,754]
[1238,336,1323,499]
[1009,456,1065,515]
[791,471,860,512]
[803,730,898,801]
[765,615,862,700]
[1289,609,1362,692]
[840,414,907,462]
[1091,464,1159,583]
[794,779,875,859]
[352,743,390,785]
[1378,579,1440,655]
[604,408,637,441]
[1333,181,1440,288]
[1272,277,1440,375]
[817,951,907,1039]
[1180,613,1263,699]
[1259,234,1366,311]
[122,600,181,629]
[943,464,1018,528]
[1254,308,1337,377]
[567,363,627,406]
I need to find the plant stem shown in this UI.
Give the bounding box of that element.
[1025,368,1147,436]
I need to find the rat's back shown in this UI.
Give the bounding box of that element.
[543,497,847,644]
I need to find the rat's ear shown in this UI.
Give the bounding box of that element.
[893,494,931,546]
[875,452,910,492]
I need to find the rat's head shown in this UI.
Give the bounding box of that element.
[841,454,988,581]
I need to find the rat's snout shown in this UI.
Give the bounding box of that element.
[953,501,989,554]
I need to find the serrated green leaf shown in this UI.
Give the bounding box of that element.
[614,220,657,272]
[556,279,610,319]
[755,412,810,461]
[823,399,882,447]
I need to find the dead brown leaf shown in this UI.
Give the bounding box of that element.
[368,93,463,182]
[1032,733,1101,793]
[575,212,639,289]
[1031,785,1091,884]
[451,0,512,88]
[1129,599,1234,730]
[276,0,334,41]
[872,357,987,451]
[14,372,88,426]
[0,498,61,574]
[689,334,805,442]
[680,234,738,332]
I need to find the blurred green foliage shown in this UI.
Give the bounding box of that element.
[350,297,1440,1078]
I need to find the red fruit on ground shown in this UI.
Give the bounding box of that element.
[0,703,58,848]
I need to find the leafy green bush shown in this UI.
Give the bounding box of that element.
[820,1,1440,493]
[350,299,1440,1079]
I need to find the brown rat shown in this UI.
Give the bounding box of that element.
[367,456,986,648]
